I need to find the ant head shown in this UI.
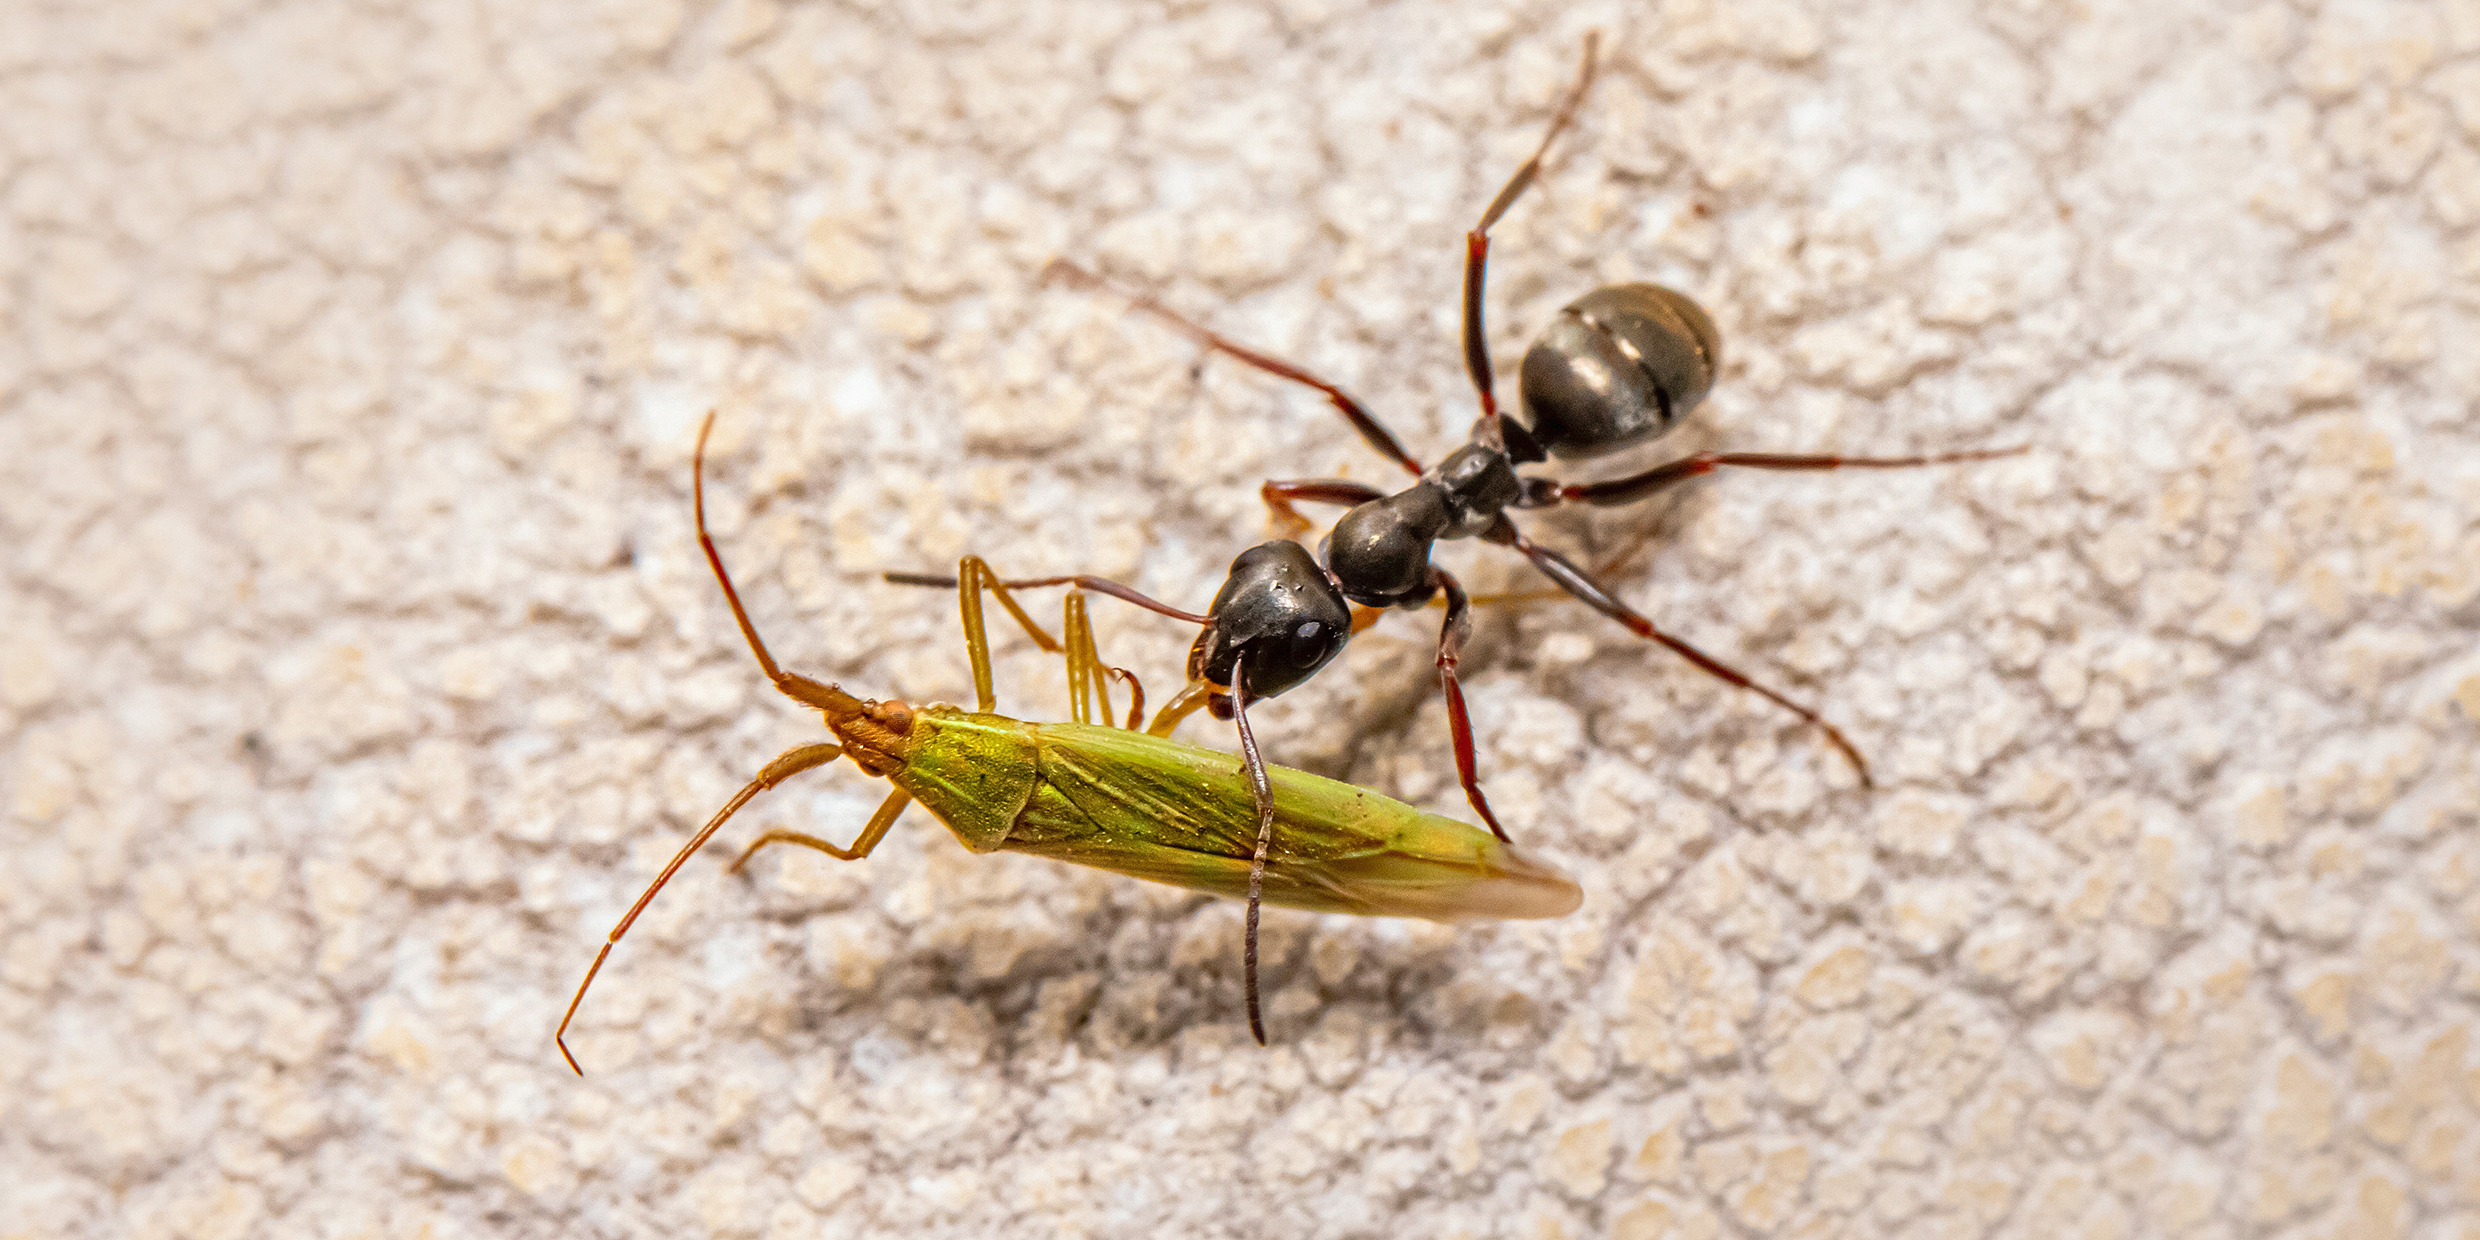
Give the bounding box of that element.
[1517,283,1721,460]
[1324,487,1449,608]
[1188,541,1353,715]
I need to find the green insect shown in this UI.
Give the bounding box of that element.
[553,414,1580,1073]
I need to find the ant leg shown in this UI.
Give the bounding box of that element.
[1557,445,2031,583]
[1489,517,1875,788]
[728,786,913,873]
[556,739,849,1075]
[1229,659,1277,1046]
[1462,33,1601,430]
[1045,258,1425,477]
[1262,478,1386,539]
[1431,569,1511,842]
[693,413,848,715]
[1556,446,2029,509]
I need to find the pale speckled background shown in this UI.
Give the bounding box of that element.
[5,0,2479,1237]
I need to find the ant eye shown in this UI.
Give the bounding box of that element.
[1201,540,1352,700]
[1286,620,1331,667]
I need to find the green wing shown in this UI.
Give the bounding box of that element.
[996,722,1578,922]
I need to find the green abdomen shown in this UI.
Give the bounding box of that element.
[935,717,1576,922]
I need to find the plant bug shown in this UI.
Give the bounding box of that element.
[552,414,1579,1073]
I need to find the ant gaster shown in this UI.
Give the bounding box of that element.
[899,36,2019,1030]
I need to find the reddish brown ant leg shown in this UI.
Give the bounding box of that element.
[1044,258,1424,476]
[1558,446,2029,509]
[1430,569,1510,842]
[1493,519,1875,789]
[1569,446,2031,578]
[1261,478,1385,539]
[1462,33,1600,432]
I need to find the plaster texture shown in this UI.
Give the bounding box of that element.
[4,1,2479,1237]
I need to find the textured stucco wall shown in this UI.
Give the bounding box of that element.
[6,0,2479,1237]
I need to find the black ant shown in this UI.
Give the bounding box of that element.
[897,33,2020,853]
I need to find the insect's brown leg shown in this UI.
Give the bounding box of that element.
[908,563,1207,734]
[694,413,845,714]
[727,786,913,873]
[1430,569,1510,842]
[1045,258,1425,477]
[1107,667,1146,731]
[1262,479,1387,540]
[901,563,1209,725]
[1229,662,1277,1047]
[1490,517,1874,788]
[1462,33,1600,430]
[957,556,1070,714]
[956,560,1002,716]
[1061,596,1149,730]
[1062,589,1108,726]
[1557,446,2029,509]
[959,557,1068,651]
[556,740,846,1075]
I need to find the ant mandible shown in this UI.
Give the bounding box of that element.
[898,33,2020,848]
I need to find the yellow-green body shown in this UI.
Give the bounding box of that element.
[891,706,1580,922]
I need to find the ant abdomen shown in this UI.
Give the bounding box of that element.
[1517,284,1721,459]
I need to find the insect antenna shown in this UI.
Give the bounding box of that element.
[692,412,852,714]
[555,741,846,1075]
[555,412,859,1075]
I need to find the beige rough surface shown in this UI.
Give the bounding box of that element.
[5,0,2479,1236]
